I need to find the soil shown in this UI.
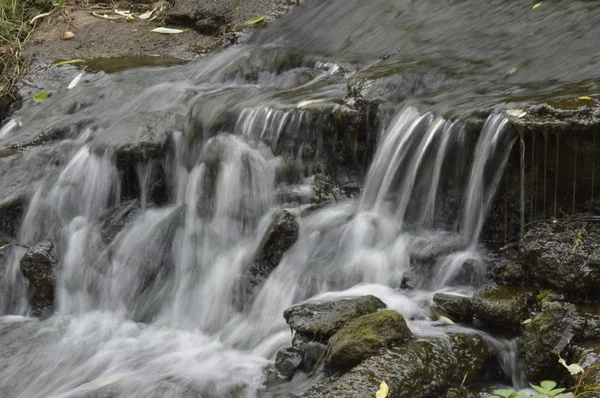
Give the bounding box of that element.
[23,0,295,62]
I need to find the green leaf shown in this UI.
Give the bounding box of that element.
[492,389,516,398]
[240,16,265,27]
[558,355,585,375]
[540,380,557,391]
[522,318,533,325]
[33,91,48,103]
[548,388,566,397]
[554,393,574,398]
[54,59,87,67]
[536,290,551,301]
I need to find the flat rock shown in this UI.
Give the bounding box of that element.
[432,293,473,322]
[471,285,537,329]
[284,295,386,339]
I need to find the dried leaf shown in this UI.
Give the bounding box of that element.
[138,7,156,20]
[438,315,456,325]
[521,318,533,325]
[240,16,265,27]
[579,96,592,100]
[55,59,87,67]
[151,27,186,34]
[533,3,542,9]
[375,381,389,398]
[67,72,84,90]
[507,109,527,118]
[297,99,326,108]
[558,354,585,375]
[63,31,75,40]
[114,9,132,17]
[33,91,48,103]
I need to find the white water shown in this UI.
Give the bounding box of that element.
[0,106,520,397]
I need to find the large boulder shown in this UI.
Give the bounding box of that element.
[304,333,494,398]
[284,295,386,339]
[432,293,474,322]
[521,301,584,381]
[470,285,537,329]
[325,310,413,369]
[19,241,57,317]
[520,219,600,293]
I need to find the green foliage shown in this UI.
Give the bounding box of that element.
[491,381,574,398]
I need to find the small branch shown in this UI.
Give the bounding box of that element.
[0,242,31,251]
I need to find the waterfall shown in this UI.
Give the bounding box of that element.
[0,105,516,397]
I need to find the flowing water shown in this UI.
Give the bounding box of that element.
[2,0,600,396]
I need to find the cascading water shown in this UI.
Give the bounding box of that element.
[0,100,521,396]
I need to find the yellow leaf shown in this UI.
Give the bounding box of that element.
[579,96,592,100]
[63,31,74,40]
[507,109,527,118]
[533,3,542,9]
[376,381,389,398]
[521,318,533,325]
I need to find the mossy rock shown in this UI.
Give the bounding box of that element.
[325,310,413,369]
[305,333,493,398]
[283,295,386,338]
[432,293,474,322]
[471,285,537,329]
[521,301,584,381]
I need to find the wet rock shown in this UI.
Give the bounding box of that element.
[521,301,584,381]
[520,219,600,294]
[305,333,492,398]
[275,346,303,378]
[99,200,140,245]
[433,293,474,322]
[239,209,299,304]
[471,285,537,329]
[292,333,328,373]
[569,341,600,388]
[19,241,56,317]
[578,306,600,340]
[440,387,477,398]
[326,310,413,369]
[284,295,386,339]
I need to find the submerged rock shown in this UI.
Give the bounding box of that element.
[521,301,583,381]
[305,333,493,398]
[284,295,386,339]
[325,310,413,369]
[19,241,56,317]
[520,219,600,294]
[275,346,303,379]
[292,333,328,373]
[471,285,537,329]
[99,200,140,245]
[432,293,474,322]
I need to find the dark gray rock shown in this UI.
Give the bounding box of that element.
[238,209,299,306]
[284,295,386,339]
[520,219,600,293]
[441,387,477,398]
[578,305,600,341]
[292,333,328,373]
[521,301,584,381]
[275,346,303,378]
[99,200,139,245]
[471,285,537,329]
[325,310,413,369]
[304,333,493,398]
[19,241,57,317]
[433,293,474,322]
[569,341,600,389]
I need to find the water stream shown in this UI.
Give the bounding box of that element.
[2,0,600,396]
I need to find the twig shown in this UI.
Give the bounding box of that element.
[345,51,399,81]
[0,242,31,251]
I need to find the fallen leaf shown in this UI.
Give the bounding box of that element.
[138,7,156,20]
[67,72,84,89]
[92,12,120,21]
[55,59,87,67]
[63,31,75,40]
[33,91,48,103]
[507,67,518,75]
[297,99,327,108]
[114,9,132,17]
[522,318,533,325]
[533,3,542,9]
[506,109,527,118]
[151,27,186,34]
[438,315,456,325]
[126,15,134,22]
[376,381,389,398]
[149,54,161,57]
[240,16,265,27]
[579,96,592,100]
[558,355,584,375]
[100,375,120,386]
